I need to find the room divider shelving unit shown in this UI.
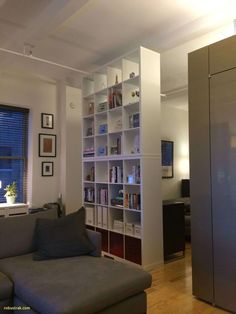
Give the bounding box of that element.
[82,47,163,268]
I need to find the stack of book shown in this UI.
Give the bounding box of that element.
[84,187,94,203]
[83,147,94,157]
[97,101,107,112]
[124,193,141,210]
[97,188,108,205]
[96,206,108,229]
[110,166,123,183]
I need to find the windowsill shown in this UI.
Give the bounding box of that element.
[0,203,28,208]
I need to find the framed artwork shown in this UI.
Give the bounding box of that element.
[41,113,54,129]
[161,140,174,178]
[42,162,53,176]
[39,133,56,157]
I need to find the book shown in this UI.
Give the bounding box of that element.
[85,207,94,225]
[102,207,108,229]
[97,206,102,227]
[97,101,107,112]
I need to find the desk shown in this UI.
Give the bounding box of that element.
[0,203,29,217]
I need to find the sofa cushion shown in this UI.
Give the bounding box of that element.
[0,272,13,301]
[0,209,58,259]
[34,207,95,260]
[0,253,152,314]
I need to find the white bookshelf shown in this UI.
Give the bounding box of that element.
[82,47,163,269]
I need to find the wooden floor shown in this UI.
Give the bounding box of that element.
[146,243,229,314]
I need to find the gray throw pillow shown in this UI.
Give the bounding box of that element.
[33,207,95,260]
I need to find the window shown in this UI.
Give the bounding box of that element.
[0,105,29,203]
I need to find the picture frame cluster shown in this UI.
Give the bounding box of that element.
[39,113,56,177]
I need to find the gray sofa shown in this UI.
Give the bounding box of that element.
[0,209,151,314]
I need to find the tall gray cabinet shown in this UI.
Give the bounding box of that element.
[189,35,236,313]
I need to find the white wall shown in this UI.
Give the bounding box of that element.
[0,73,83,211]
[0,73,60,207]
[161,102,189,200]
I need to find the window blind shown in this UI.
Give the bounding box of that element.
[0,105,29,203]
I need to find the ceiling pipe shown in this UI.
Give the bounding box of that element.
[0,46,169,97]
[0,46,89,75]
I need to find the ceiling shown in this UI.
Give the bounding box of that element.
[0,0,236,104]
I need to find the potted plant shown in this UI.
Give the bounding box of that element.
[4,182,17,204]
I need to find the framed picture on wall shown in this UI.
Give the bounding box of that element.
[42,162,53,176]
[161,140,174,178]
[41,113,54,129]
[39,133,56,157]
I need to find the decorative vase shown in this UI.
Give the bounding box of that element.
[6,196,16,205]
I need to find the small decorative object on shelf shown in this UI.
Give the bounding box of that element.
[129,72,135,79]
[4,181,17,204]
[126,164,141,184]
[88,102,94,115]
[99,124,108,134]
[115,74,119,85]
[97,146,107,156]
[131,89,140,98]
[111,189,123,207]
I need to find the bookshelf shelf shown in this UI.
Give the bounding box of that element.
[95,133,107,137]
[95,111,107,116]
[83,135,94,139]
[83,114,94,119]
[123,101,139,107]
[123,75,140,85]
[82,47,162,268]
[109,106,122,113]
[124,127,140,132]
